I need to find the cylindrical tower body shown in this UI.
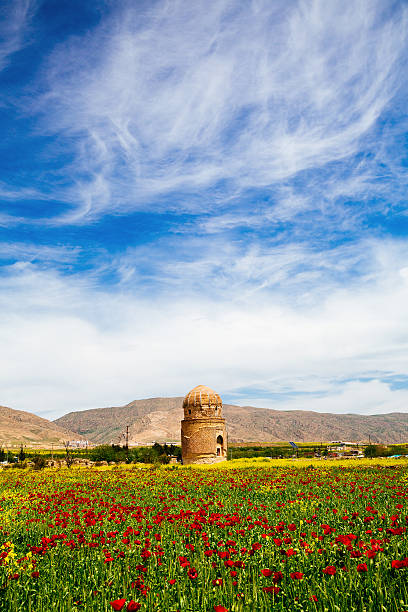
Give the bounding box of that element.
[181,385,227,464]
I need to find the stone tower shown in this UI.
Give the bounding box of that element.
[181,385,227,464]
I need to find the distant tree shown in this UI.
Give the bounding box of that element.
[0,447,5,462]
[153,442,164,455]
[63,441,75,468]
[129,444,181,465]
[90,445,115,462]
[19,445,26,462]
[173,446,182,460]
[364,445,377,458]
[90,444,126,463]
[139,447,157,464]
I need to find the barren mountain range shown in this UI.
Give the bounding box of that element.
[0,405,85,447]
[54,397,408,445]
[1,398,407,447]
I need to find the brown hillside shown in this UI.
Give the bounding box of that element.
[0,405,85,447]
[54,398,408,445]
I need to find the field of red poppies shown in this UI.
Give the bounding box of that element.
[0,462,407,611]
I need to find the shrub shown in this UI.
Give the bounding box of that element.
[32,455,47,470]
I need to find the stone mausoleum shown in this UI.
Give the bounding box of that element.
[181,385,227,464]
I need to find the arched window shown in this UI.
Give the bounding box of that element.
[217,435,223,445]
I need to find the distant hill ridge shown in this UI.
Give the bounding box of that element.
[54,397,408,445]
[0,405,85,447]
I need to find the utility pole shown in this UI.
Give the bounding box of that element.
[125,426,129,463]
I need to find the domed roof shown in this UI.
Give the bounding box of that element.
[183,385,222,409]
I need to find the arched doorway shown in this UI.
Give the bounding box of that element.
[216,435,224,457]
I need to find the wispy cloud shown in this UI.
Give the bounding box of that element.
[0,0,36,73]
[0,242,81,264]
[101,233,380,305]
[33,0,407,223]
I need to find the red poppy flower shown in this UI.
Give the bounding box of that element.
[323,565,336,575]
[214,607,228,612]
[188,567,198,580]
[273,571,283,583]
[350,550,363,558]
[169,579,176,584]
[261,569,273,577]
[110,600,126,611]
[366,550,376,559]
[263,586,280,594]
[391,559,407,569]
[356,563,368,573]
[290,572,304,580]
[127,602,141,612]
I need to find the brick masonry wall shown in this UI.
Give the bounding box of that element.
[181,417,227,464]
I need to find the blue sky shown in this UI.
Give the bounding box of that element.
[1,0,408,419]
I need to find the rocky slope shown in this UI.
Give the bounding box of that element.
[0,405,85,447]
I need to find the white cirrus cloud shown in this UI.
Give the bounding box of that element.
[33,0,407,222]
